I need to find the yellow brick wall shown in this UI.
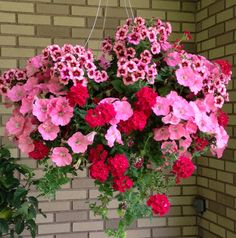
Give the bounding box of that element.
[196,1,236,238]
[0,0,199,237]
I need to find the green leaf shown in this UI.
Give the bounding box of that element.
[111,79,126,93]
[0,219,8,234]
[15,218,24,234]
[13,187,28,207]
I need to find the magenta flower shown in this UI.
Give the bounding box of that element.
[68,131,96,153]
[51,147,72,167]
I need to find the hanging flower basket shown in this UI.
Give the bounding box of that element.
[0,17,231,238]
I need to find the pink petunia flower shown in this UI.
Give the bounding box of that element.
[33,98,49,122]
[161,141,178,154]
[6,114,25,136]
[18,135,34,155]
[153,126,170,141]
[164,52,181,66]
[51,147,72,167]
[105,125,123,147]
[169,124,187,140]
[67,131,96,153]
[7,85,26,102]
[49,97,74,126]
[152,96,170,116]
[38,120,60,141]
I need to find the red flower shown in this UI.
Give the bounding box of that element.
[90,161,109,183]
[147,194,170,216]
[28,140,49,160]
[135,87,158,116]
[134,157,144,169]
[85,103,116,128]
[67,83,89,107]
[183,31,192,40]
[194,136,209,152]
[214,59,231,76]
[88,144,108,163]
[113,176,133,192]
[108,154,129,177]
[172,156,195,183]
[131,111,147,131]
[217,109,229,128]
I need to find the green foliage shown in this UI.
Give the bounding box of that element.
[0,146,40,238]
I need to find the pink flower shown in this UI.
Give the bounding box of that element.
[176,67,193,87]
[38,120,59,141]
[152,96,170,116]
[6,114,25,136]
[33,98,49,122]
[151,42,161,55]
[162,113,180,125]
[164,52,181,66]
[67,131,96,153]
[172,98,194,120]
[128,32,141,45]
[49,97,74,126]
[105,125,123,147]
[185,120,198,134]
[112,100,133,124]
[169,124,187,140]
[179,137,192,152]
[18,135,34,155]
[20,96,34,115]
[7,85,26,102]
[153,127,170,141]
[161,141,178,154]
[215,126,229,149]
[51,147,72,167]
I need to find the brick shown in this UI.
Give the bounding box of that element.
[217,171,234,184]
[196,30,208,42]
[183,226,197,236]
[217,32,234,46]
[0,1,34,12]
[19,37,51,47]
[209,0,225,16]
[227,231,236,238]
[39,201,71,212]
[53,0,86,4]
[1,24,34,35]
[54,16,85,27]
[38,223,70,234]
[0,59,17,68]
[168,216,196,226]
[217,8,234,23]
[203,210,217,223]
[37,26,70,37]
[73,221,103,232]
[152,227,181,237]
[56,211,88,222]
[18,14,51,25]
[217,215,234,231]
[201,168,217,179]
[202,16,216,29]
[198,187,216,201]
[0,36,16,46]
[36,213,54,224]
[209,159,225,170]
[53,38,84,46]
[1,47,34,58]
[71,179,94,189]
[72,6,102,16]
[209,47,225,59]
[226,208,236,221]
[36,3,69,15]
[201,0,217,8]
[56,233,88,238]
[168,187,181,196]
[88,0,118,6]
[0,12,16,23]
[210,24,225,39]
[152,0,180,10]
[182,2,197,12]
[87,18,119,29]
[202,38,216,51]
[136,10,165,20]
[167,12,194,22]
[126,229,151,238]
[170,196,194,206]
[72,28,103,39]
[182,206,196,215]
[209,223,226,238]
[56,190,87,200]
[209,201,226,216]
[137,218,166,227]
[226,184,236,196]
[120,0,150,8]
[226,43,236,56]
[182,186,197,195]
[196,8,208,22]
